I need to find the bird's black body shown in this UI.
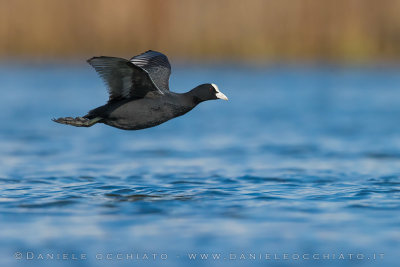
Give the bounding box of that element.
[86,91,197,130]
[53,50,228,130]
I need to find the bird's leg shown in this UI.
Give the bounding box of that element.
[52,117,102,127]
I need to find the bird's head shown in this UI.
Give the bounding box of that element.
[191,83,228,103]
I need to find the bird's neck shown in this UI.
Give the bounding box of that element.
[182,89,203,106]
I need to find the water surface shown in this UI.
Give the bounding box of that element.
[0,63,399,266]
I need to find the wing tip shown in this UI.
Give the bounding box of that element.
[87,56,117,63]
[86,57,97,65]
[87,56,104,64]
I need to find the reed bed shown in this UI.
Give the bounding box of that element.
[1,0,400,62]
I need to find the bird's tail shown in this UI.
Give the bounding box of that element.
[52,116,102,127]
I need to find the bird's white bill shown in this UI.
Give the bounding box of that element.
[216,91,228,100]
[211,84,228,100]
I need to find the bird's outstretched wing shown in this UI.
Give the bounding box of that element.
[87,56,163,101]
[130,50,171,92]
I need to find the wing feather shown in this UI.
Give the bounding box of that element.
[130,50,171,92]
[87,56,162,101]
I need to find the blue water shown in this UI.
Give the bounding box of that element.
[0,63,400,267]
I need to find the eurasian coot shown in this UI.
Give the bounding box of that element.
[53,50,228,130]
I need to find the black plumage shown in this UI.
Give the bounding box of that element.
[53,50,228,130]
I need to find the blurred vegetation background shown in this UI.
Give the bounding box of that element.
[1,0,400,63]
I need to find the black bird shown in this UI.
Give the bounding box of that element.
[53,50,228,130]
